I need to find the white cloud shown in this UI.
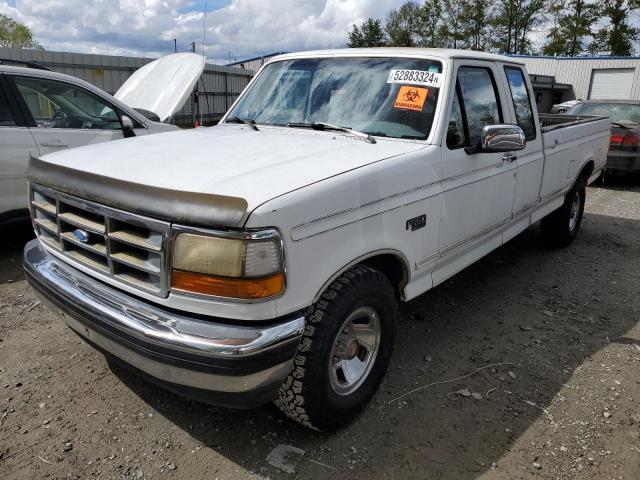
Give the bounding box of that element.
[0,0,407,63]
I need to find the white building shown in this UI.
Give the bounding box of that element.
[514,55,640,111]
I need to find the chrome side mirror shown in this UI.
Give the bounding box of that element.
[481,124,526,152]
[121,115,136,138]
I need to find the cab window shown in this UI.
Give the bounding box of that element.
[13,77,121,130]
[504,66,536,140]
[447,67,503,149]
[0,85,16,126]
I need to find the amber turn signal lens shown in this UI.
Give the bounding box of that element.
[171,270,284,299]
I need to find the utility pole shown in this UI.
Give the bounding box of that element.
[173,39,177,53]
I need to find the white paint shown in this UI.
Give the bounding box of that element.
[38,125,425,218]
[589,68,635,100]
[0,126,39,217]
[31,49,610,321]
[114,53,205,122]
[0,64,178,217]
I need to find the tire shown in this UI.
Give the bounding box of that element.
[541,177,586,247]
[274,264,398,431]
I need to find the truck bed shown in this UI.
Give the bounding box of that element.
[538,114,610,200]
[538,113,608,132]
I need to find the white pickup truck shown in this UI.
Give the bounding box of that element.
[24,48,609,431]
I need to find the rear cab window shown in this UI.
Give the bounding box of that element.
[504,66,536,140]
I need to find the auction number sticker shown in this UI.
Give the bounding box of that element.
[387,69,442,88]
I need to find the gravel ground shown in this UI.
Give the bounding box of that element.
[1,178,639,480]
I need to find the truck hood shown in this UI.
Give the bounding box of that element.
[114,53,205,122]
[29,125,426,227]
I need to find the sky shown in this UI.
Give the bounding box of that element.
[0,0,408,64]
[2,1,638,65]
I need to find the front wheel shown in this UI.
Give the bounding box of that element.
[275,265,398,431]
[541,177,586,247]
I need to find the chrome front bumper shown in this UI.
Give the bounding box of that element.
[24,239,304,408]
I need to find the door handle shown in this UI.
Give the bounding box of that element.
[41,139,68,147]
[502,153,517,162]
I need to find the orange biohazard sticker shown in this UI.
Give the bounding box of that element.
[394,86,428,112]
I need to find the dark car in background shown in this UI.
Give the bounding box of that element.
[566,100,640,174]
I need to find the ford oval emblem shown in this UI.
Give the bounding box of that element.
[73,228,90,243]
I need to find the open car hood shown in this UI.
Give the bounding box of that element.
[114,53,205,122]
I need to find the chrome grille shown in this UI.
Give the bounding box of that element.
[30,183,170,296]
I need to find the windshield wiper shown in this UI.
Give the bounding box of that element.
[226,116,259,131]
[287,122,376,144]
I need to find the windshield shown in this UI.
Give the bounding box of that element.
[227,57,443,140]
[567,102,640,124]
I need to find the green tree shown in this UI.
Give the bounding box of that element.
[458,0,494,51]
[385,1,421,47]
[492,0,546,54]
[589,0,640,55]
[347,18,387,47]
[544,0,566,55]
[0,14,43,49]
[542,0,598,56]
[515,0,546,54]
[438,0,467,48]
[415,0,445,48]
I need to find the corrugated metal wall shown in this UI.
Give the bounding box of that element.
[515,56,640,101]
[0,47,254,125]
[231,58,264,72]
[194,63,255,124]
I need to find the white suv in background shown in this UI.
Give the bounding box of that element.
[0,53,204,223]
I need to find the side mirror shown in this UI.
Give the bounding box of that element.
[480,124,526,152]
[121,115,136,138]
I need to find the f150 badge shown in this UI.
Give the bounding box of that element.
[406,214,427,231]
[73,228,90,243]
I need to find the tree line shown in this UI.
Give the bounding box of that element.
[347,0,640,56]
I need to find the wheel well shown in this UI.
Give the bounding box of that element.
[314,252,409,303]
[579,160,595,181]
[360,253,408,298]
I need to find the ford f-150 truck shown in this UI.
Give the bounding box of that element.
[24,48,609,431]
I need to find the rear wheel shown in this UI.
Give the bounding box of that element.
[541,177,586,247]
[274,265,397,431]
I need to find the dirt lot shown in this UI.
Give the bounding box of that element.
[1,179,639,480]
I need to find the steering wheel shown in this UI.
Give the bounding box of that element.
[50,109,68,128]
[51,110,89,129]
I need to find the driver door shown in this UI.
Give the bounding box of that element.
[8,75,124,156]
[433,61,518,285]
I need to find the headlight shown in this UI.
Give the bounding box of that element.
[171,229,284,300]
